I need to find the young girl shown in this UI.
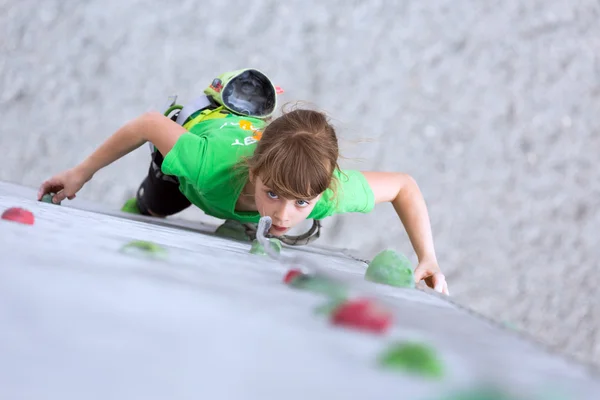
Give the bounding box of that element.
[37,69,449,295]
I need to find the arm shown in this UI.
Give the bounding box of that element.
[79,111,187,179]
[38,112,187,202]
[361,171,449,294]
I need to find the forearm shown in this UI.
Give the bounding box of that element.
[78,114,150,179]
[391,177,437,263]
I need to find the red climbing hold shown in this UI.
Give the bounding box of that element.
[283,268,303,284]
[1,207,35,225]
[330,298,393,334]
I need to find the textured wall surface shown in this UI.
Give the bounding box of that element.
[1,182,600,399]
[1,0,599,367]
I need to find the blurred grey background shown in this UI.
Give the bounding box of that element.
[1,0,599,368]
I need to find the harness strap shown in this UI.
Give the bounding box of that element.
[175,95,213,126]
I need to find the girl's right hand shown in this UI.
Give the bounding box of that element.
[37,166,91,204]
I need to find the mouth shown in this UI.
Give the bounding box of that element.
[271,224,288,233]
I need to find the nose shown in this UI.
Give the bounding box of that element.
[273,201,293,224]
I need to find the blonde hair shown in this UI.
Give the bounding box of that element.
[247,107,340,199]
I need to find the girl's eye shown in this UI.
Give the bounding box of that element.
[267,191,278,199]
[296,200,310,207]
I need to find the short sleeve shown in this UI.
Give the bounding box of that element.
[160,132,206,186]
[309,169,375,219]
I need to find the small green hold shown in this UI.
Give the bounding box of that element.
[503,321,518,331]
[290,274,348,300]
[215,220,251,242]
[378,341,444,379]
[120,240,167,259]
[121,198,141,214]
[41,193,61,205]
[365,249,415,288]
[249,238,282,256]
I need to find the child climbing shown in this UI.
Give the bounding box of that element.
[37,68,449,295]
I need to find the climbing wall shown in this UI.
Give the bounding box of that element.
[0,181,598,400]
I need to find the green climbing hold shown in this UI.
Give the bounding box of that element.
[40,193,60,205]
[215,219,251,242]
[120,240,167,259]
[120,198,141,214]
[290,274,347,300]
[365,249,415,288]
[503,321,518,331]
[249,238,282,256]
[378,341,444,379]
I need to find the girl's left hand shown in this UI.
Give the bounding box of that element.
[414,260,449,295]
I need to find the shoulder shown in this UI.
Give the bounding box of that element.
[192,116,262,191]
[309,169,375,219]
[164,114,264,190]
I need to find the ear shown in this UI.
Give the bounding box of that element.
[248,169,255,183]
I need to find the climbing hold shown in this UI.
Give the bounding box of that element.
[331,298,393,334]
[40,193,60,205]
[378,341,444,379]
[120,240,167,259]
[289,273,348,300]
[215,220,251,242]
[503,321,518,331]
[1,207,35,225]
[250,238,282,256]
[120,198,140,214]
[283,268,303,284]
[365,249,415,288]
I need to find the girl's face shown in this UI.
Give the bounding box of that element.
[253,176,321,236]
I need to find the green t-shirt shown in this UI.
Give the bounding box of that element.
[161,114,375,223]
